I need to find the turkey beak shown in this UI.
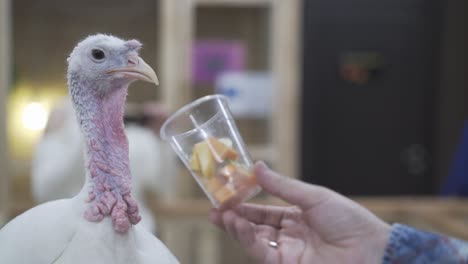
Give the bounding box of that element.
[107,56,159,85]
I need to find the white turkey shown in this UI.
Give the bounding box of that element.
[0,34,179,264]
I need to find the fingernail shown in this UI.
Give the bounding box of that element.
[255,161,271,178]
[255,161,268,171]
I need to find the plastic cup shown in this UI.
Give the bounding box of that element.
[160,95,262,209]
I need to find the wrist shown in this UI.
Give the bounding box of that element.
[365,221,391,264]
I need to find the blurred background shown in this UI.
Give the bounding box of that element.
[0,0,467,263]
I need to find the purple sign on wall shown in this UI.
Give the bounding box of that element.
[192,40,246,85]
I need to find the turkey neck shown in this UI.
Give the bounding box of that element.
[70,77,141,233]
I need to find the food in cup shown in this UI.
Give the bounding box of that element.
[189,136,258,206]
[160,95,262,208]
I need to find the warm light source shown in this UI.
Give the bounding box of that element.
[22,102,48,131]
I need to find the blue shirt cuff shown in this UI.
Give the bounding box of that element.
[382,223,468,264]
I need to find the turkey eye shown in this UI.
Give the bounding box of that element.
[91,49,105,60]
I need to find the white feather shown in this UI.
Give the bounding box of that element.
[0,190,178,263]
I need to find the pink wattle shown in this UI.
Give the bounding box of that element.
[78,83,141,233]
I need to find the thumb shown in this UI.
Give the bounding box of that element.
[254,161,330,210]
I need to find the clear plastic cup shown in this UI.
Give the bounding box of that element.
[160,95,262,209]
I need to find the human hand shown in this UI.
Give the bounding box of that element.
[209,162,390,264]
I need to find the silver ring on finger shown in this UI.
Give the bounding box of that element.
[268,241,279,249]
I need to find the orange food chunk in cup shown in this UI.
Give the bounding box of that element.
[213,185,236,204]
[237,166,257,184]
[230,166,257,190]
[205,176,228,193]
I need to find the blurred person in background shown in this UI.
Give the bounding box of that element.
[31,96,174,233]
[210,162,468,264]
